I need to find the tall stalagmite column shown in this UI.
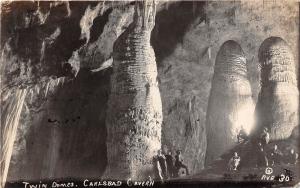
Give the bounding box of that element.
[104,0,162,180]
[255,37,299,140]
[205,41,254,166]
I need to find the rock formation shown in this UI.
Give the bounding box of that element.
[104,0,162,180]
[205,40,254,166]
[255,37,299,140]
[1,89,27,187]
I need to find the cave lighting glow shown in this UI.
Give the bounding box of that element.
[235,101,256,135]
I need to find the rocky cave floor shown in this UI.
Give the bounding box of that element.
[174,130,299,187]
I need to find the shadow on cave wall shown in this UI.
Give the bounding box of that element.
[151,1,205,65]
[23,68,111,179]
[54,68,111,178]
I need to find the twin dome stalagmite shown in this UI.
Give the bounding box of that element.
[205,37,299,167]
[205,40,254,166]
[255,37,299,141]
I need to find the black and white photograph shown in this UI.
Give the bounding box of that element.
[1,0,299,187]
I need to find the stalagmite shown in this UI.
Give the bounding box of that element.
[205,40,254,166]
[255,37,299,140]
[104,0,162,180]
[1,89,27,188]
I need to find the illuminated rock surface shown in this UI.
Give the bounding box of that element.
[205,40,254,166]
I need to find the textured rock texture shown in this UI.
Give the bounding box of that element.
[205,40,254,166]
[0,1,134,88]
[255,37,299,140]
[104,1,162,180]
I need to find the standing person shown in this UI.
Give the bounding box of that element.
[152,154,163,181]
[269,144,283,166]
[228,152,241,171]
[237,126,248,143]
[260,127,270,148]
[174,150,189,176]
[157,150,168,180]
[165,151,175,178]
[286,149,298,165]
[255,142,268,167]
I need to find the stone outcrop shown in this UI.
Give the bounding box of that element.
[205,40,254,166]
[104,1,162,180]
[255,37,299,140]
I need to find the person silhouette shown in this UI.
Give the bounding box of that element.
[165,151,175,178]
[174,150,189,176]
[228,152,241,171]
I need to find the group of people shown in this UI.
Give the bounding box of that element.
[152,127,298,177]
[153,149,190,181]
[255,128,298,167]
[228,127,298,171]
